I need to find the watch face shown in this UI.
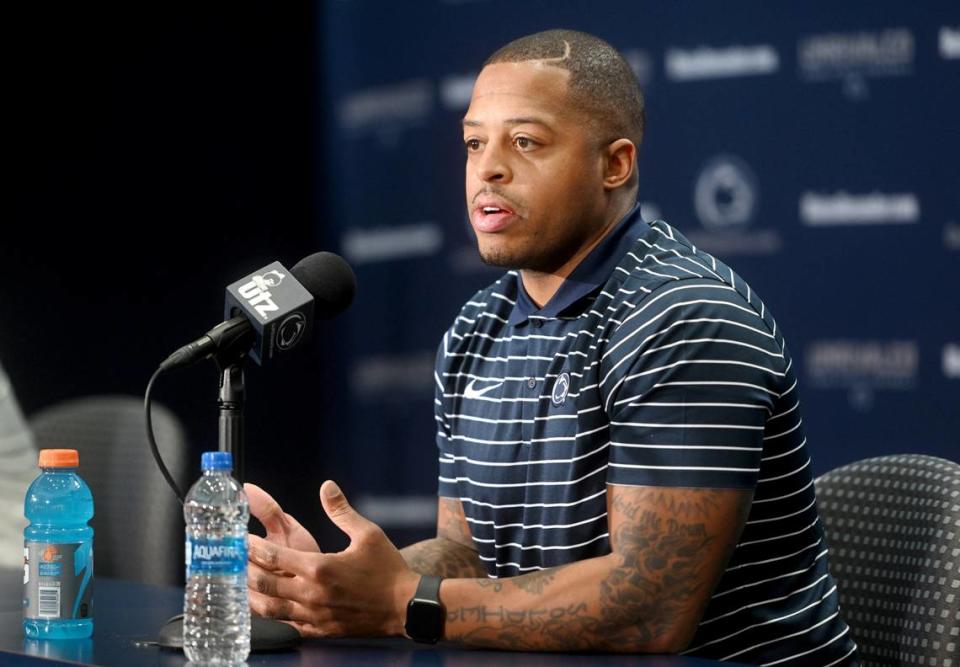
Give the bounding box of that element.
[406,598,444,643]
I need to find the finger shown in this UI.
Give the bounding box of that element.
[248,590,337,632]
[247,535,329,580]
[247,562,318,604]
[248,589,304,622]
[247,556,295,579]
[244,483,288,539]
[319,480,376,542]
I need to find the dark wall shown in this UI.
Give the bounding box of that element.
[5,3,347,544]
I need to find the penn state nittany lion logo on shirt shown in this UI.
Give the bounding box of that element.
[551,372,570,407]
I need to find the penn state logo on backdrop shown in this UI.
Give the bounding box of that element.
[552,372,571,407]
[694,155,757,230]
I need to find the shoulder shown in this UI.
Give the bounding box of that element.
[611,220,779,344]
[434,271,519,363]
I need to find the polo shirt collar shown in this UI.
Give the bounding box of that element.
[508,201,647,325]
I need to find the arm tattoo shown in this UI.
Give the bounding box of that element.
[598,507,713,647]
[447,487,750,652]
[401,497,486,578]
[401,538,488,578]
[451,602,600,651]
[511,567,559,595]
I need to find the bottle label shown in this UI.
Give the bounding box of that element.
[23,541,94,621]
[186,536,247,575]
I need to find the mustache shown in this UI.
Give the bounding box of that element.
[471,188,523,211]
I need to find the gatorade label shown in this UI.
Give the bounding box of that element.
[186,536,247,576]
[23,541,94,621]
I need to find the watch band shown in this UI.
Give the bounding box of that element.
[405,575,445,644]
[413,574,443,603]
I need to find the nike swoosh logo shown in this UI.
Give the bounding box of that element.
[463,379,504,399]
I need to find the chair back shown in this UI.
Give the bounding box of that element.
[815,454,960,666]
[30,396,189,586]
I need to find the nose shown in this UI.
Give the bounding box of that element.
[475,140,512,184]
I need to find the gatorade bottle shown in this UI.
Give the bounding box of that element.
[23,449,94,639]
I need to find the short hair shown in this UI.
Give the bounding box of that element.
[483,29,645,150]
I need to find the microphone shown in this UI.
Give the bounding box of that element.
[160,252,356,371]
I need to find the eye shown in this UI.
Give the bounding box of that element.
[513,136,538,151]
[464,138,482,152]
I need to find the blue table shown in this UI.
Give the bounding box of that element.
[1,568,739,666]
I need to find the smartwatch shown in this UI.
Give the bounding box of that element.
[404,575,445,644]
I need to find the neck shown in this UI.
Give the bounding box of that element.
[520,195,634,308]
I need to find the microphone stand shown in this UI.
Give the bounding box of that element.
[157,356,300,652]
[218,363,246,482]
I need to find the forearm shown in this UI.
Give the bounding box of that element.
[440,553,685,653]
[401,537,487,578]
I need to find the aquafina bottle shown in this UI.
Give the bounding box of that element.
[183,451,250,664]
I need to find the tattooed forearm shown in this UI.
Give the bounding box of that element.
[598,507,714,647]
[401,538,487,578]
[443,486,752,652]
[452,602,601,651]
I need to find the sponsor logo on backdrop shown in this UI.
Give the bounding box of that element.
[351,352,435,399]
[940,26,960,59]
[640,201,663,223]
[805,340,918,411]
[694,155,757,230]
[338,79,434,134]
[799,191,920,226]
[944,344,960,379]
[798,29,914,100]
[945,222,960,250]
[684,155,781,256]
[355,495,437,528]
[623,48,654,87]
[665,44,779,81]
[341,223,443,264]
[440,73,476,111]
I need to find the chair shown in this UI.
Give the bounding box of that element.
[815,454,960,666]
[29,396,189,586]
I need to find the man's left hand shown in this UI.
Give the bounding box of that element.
[247,480,420,638]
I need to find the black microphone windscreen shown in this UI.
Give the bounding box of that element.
[291,251,357,319]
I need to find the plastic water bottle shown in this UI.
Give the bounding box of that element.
[183,451,250,665]
[23,448,94,639]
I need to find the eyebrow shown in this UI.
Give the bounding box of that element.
[462,116,552,128]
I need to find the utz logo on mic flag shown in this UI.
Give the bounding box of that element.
[224,261,315,365]
[237,270,288,320]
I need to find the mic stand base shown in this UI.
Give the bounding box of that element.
[156,614,301,652]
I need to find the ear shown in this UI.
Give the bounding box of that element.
[602,139,636,191]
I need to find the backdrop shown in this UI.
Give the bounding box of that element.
[320,1,960,535]
[3,2,957,549]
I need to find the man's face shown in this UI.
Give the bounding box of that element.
[463,62,609,274]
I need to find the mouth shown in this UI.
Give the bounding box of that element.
[471,198,519,234]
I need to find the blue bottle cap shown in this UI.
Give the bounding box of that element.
[201,451,233,471]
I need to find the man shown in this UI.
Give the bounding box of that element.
[246,30,859,664]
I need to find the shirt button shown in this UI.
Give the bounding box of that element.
[531,319,542,328]
[527,378,537,389]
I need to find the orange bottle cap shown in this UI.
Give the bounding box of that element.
[38,449,80,468]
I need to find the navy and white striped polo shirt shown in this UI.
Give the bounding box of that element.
[434,203,858,665]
